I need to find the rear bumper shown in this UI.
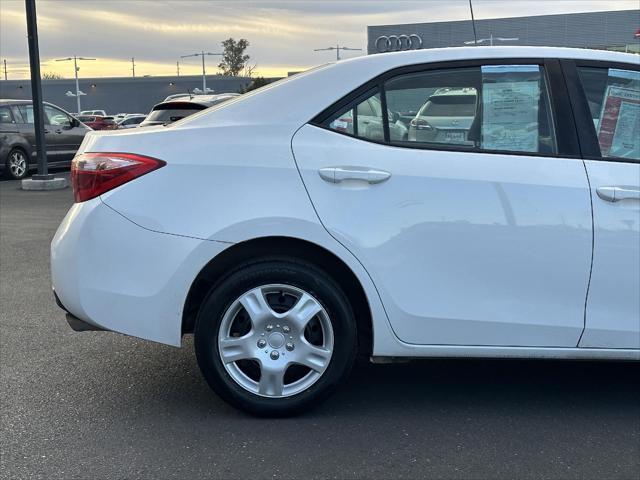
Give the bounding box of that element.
[54,289,106,332]
[51,197,229,346]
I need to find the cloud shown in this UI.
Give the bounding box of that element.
[1,0,638,79]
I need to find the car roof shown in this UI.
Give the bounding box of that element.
[0,99,34,105]
[180,46,640,131]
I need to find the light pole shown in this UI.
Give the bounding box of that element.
[463,35,519,46]
[24,0,49,178]
[55,56,96,113]
[131,57,136,77]
[3,59,7,80]
[314,44,362,61]
[180,51,222,93]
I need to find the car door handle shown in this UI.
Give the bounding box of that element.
[596,186,640,202]
[318,167,391,184]
[55,129,63,134]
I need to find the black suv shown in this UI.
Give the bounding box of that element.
[0,99,91,180]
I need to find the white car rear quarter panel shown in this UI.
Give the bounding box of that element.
[51,198,228,346]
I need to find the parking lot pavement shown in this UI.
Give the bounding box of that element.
[0,176,638,480]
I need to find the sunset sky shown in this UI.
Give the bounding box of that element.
[1,0,637,79]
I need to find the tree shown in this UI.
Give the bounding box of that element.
[218,38,250,77]
[239,76,272,93]
[42,72,63,79]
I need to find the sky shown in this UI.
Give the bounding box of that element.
[0,0,637,79]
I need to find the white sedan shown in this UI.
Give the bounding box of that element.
[51,46,640,416]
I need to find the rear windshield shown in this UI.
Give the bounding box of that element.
[146,105,203,123]
[420,95,477,117]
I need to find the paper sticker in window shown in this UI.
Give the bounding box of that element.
[481,65,541,152]
[597,86,640,159]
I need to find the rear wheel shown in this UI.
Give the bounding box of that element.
[5,149,29,180]
[194,258,357,416]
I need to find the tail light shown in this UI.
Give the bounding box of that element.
[409,118,434,131]
[71,152,165,203]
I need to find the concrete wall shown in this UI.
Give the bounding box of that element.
[368,9,640,53]
[0,75,253,115]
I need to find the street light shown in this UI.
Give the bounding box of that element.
[54,56,96,113]
[314,44,362,61]
[463,34,519,46]
[180,51,223,93]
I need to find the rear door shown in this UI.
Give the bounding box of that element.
[13,104,61,166]
[293,59,592,347]
[564,60,640,349]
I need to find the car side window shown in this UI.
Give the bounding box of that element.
[44,105,72,128]
[385,67,479,147]
[0,106,14,123]
[384,65,557,154]
[324,88,385,142]
[577,67,640,160]
[16,105,35,124]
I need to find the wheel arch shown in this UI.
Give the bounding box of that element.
[182,236,374,357]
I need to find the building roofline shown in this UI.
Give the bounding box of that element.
[367,8,639,29]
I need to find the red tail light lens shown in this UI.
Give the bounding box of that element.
[71,152,166,203]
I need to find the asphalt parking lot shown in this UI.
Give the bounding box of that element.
[0,174,639,480]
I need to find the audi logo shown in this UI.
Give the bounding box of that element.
[375,34,423,53]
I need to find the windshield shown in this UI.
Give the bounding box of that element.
[145,107,203,123]
[420,95,477,117]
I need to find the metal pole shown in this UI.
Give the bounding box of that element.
[74,56,81,114]
[176,60,180,76]
[3,59,7,80]
[201,51,206,92]
[131,57,135,77]
[469,0,478,46]
[336,44,340,61]
[25,0,49,177]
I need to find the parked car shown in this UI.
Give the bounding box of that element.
[112,113,128,123]
[139,93,240,127]
[0,99,90,180]
[116,115,146,129]
[408,87,478,145]
[80,109,106,116]
[51,47,640,416]
[77,115,117,131]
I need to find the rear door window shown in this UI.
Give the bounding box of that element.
[577,67,640,160]
[384,64,557,154]
[16,105,35,124]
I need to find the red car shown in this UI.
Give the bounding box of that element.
[76,115,117,130]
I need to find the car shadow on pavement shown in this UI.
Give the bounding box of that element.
[96,335,639,419]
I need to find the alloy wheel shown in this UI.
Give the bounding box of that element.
[218,284,334,398]
[8,151,27,179]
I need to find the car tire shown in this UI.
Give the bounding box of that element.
[194,257,357,416]
[5,148,29,180]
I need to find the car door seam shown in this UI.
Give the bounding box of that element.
[289,123,400,343]
[577,159,595,348]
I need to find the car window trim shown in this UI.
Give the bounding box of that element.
[561,59,640,164]
[311,57,580,159]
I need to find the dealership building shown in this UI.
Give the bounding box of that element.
[367,9,639,54]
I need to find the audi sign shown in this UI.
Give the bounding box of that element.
[375,34,423,53]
